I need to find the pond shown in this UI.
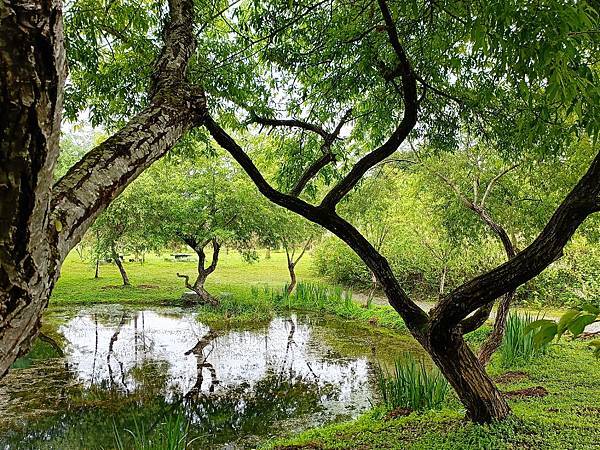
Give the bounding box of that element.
[0,304,423,449]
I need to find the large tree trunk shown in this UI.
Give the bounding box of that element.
[111,245,130,287]
[427,329,511,423]
[0,0,205,377]
[0,0,66,378]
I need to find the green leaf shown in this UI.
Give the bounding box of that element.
[581,304,600,315]
[567,313,597,338]
[533,323,558,348]
[557,309,582,340]
[524,319,555,335]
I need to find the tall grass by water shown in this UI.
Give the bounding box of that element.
[374,353,449,412]
[500,312,549,367]
[113,413,198,450]
[272,282,406,331]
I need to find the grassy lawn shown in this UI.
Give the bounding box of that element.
[51,250,321,305]
[265,340,600,449]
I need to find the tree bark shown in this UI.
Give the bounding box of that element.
[110,245,130,287]
[287,262,297,294]
[477,290,515,366]
[95,260,100,279]
[0,0,205,377]
[427,329,511,423]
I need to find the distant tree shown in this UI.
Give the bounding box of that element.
[140,154,267,305]
[90,186,151,286]
[261,209,322,293]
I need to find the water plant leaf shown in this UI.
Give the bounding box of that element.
[557,309,582,340]
[567,313,597,338]
[533,323,558,348]
[524,319,555,335]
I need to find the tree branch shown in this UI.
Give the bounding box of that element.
[251,109,352,197]
[250,113,330,141]
[430,149,600,332]
[319,0,418,209]
[480,164,519,208]
[50,0,206,259]
[204,115,429,330]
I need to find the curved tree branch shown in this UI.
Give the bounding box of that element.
[319,0,418,209]
[204,115,429,330]
[251,109,352,197]
[430,149,600,332]
[50,0,206,259]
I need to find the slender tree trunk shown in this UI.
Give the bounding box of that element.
[439,265,448,298]
[265,247,271,259]
[287,262,297,294]
[95,260,100,279]
[111,246,130,286]
[478,290,515,366]
[427,329,511,423]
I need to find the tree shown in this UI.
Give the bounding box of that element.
[89,184,153,286]
[198,0,600,423]
[139,154,267,305]
[2,0,600,426]
[261,209,322,294]
[0,0,205,377]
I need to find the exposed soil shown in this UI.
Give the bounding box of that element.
[137,284,160,289]
[494,371,529,384]
[504,386,549,399]
[385,407,414,420]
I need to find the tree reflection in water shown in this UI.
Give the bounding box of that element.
[0,307,391,448]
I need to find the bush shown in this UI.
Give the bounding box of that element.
[374,353,449,412]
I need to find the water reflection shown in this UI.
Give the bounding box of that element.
[0,305,421,449]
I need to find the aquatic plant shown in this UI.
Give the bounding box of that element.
[500,312,549,367]
[113,413,198,450]
[374,353,449,412]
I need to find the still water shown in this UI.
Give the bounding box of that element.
[0,304,421,449]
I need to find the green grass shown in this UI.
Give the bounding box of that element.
[265,340,600,449]
[500,312,549,368]
[375,353,449,412]
[272,282,408,332]
[51,250,320,305]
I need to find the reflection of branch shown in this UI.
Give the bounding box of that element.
[38,332,64,357]
[185,330,219,397]
[107,314,128,392]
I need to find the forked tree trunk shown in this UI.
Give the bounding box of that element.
[178,237,220,306]
[111,246,130,286]
[284,239,311,294]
